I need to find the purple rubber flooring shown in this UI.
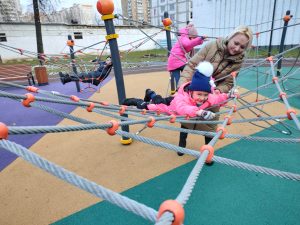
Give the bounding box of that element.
[0,79,111,171]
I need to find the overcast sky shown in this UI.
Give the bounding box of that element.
[20,0,122,12]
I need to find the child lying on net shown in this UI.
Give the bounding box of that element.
[123,61,236,120]
[59,56,113,86]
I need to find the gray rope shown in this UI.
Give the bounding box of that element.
[0,139,158,222]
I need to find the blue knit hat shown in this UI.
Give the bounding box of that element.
[189,61,214,93]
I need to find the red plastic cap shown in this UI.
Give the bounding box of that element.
[70,95,80,102]
[147,116,156,128]
[224,115,232,125]
[216,126,227,139]
[119,105,127,115]
[0,122,9,140]
[97,0,114,15]
[170,114,176,123]
[106,120,119,135]
[86,103,95,112]
[157,200,184,225]
[162,18,172,26]
[266,56,273,62]
[26,86,39,93]
[287,109,296,120]
[200,145,214,163]
[22,93,35,107]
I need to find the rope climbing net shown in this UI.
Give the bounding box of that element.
[0,49,300,224]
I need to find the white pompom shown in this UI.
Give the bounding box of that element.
[195,61,214,77]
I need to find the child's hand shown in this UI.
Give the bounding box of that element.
[196,110,216,120]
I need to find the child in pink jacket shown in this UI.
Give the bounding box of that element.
[123,62,231,120]
[168,23,204,88]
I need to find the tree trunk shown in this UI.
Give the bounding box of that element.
[33,0,44,65]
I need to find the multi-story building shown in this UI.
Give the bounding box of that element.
[0,0,22,22]
[123,0,150,25]
[151,0,192,29]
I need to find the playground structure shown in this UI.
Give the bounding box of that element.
[0,0,300,225]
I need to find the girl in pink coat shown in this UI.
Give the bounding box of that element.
[168,23,205,88]
[123,62,231,119]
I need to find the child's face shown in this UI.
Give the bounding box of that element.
[105,57,112,65]
[191,91,209,103]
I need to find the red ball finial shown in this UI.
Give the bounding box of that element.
[162,18,172,26]
[97,0,114,15]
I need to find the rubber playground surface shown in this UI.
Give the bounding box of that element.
[0,66,300,225]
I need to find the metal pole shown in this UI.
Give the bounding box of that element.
[32,0,44,65]
[164,12,175,94]
[102,16,130,142]
[267,0,277,57]
[68,35,81,92]
[277,10,292,77]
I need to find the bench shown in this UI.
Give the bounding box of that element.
[0,64,35,85]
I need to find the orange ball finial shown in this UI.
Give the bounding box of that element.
[162,18,172,26]
[97,0,114,15]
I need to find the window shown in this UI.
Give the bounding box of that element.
[0,33,7,42]
[160,6,165,12]
[74,32,83,39]
[169,4,175,11]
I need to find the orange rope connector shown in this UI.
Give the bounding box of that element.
[286,109,296,120]
[279,92,287,100]
[67,40,74,46]
[100,101,109,106]
[266,56,273,62]
[272,77,279,83]
[200,145,214,164]
[147,116,156,128]
[17,48,24,55]
[185,115,190,120]
[231,71,237,78]
[216,126,227,139]
[255,32,260,38]
[224,115,232,125]
[141,109,147,115]
[106,120,119,135]
[86,103,95,112]
[170,114,176,123]
[26,86,39,93]
[231,104,237,112]
[157,200,184,225]
[162,18,172,26]
[0,122,9,140]
[70,95,80,102]
[119,105,127,115]
[283,15,291,22]
[156,110,161,115]
[22,93,35,107]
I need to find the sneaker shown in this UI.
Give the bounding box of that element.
[152,95,165,104]
[59,72,69,85]
[144,89,156,102]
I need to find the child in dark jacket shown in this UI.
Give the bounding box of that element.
[59,56,113,86]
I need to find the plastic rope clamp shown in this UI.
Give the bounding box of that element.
[231,104,237,112]
[156,110,161,115]
[70,95,80,102]
[272,77,278,83]
[120,138,132,145]
[185,115,190,120]
[147,116,156,128]
[22,93,35,107]
[101,14,115,20]
[283,15,291,22]
[67,40,74,46]
[224,115,232,125]
[216,126,227,139]
[200,145,215,164]
[106,120,119,135]
[119,105,127,115]
[286,109,296,120]
[279,92,287,100]
[86,103,95,112]
[266,56,273,62]
[26,86,39,93]
[141,109,147,115]
[170,114,176,123]
[231,71,237,78]
[157,200,184,225]
[100,101,109,106]
[255,32,260,38]
[0,122,9,140]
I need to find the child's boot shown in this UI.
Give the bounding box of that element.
[178,126,188,156]
[144,89,156,102]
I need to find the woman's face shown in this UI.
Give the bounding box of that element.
[227,34,249,55]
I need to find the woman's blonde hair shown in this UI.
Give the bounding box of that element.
[226,25,253,49]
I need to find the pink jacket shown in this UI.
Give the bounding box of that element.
[167,28,204,71]
[147,82,228,117]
